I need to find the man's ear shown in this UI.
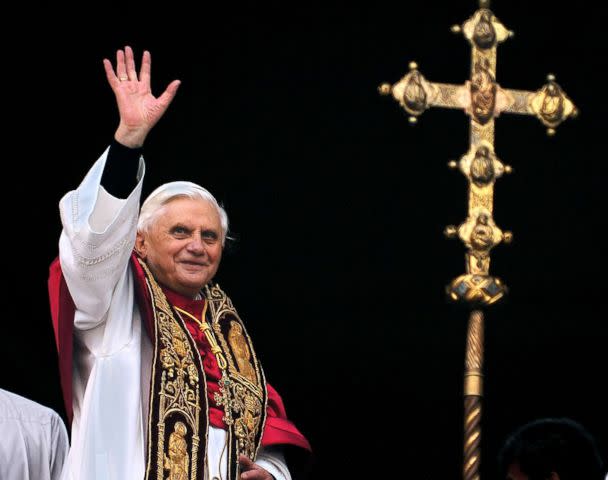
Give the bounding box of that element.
[135,231,147,259]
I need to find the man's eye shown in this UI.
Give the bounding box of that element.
[202,231,218,242]
[172,227,189,235]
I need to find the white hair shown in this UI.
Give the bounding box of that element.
[138,181,229,245]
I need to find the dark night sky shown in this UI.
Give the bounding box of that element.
[2,1,606,478]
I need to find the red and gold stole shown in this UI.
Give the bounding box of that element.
[137,258,268,480]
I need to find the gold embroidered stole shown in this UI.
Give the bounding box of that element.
[139,259,268,480]
[205,283,268,479]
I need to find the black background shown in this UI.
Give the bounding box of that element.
[2,1,606,478]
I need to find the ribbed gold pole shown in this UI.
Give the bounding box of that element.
[463,310,484,480]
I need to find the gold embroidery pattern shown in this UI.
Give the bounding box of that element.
[205,284,268,464]
[233,384,263,459]
[228,321,257,383]
[164,422,189,480]
[140,260,204,480]
[205,286,262,388]
[156,307,201,480]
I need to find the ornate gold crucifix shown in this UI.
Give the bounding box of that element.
[379,2,577,479]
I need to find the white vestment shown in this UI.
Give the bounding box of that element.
[58,148,289,480]
[0,388,69,480]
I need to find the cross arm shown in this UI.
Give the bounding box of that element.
[379,63,468,124]
[501,75,578,135]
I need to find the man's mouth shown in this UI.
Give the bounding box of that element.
[180,260,209,268]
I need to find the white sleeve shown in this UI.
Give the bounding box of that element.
[49,412,69,480]
[58,146,145,330]
[256,446,292,480]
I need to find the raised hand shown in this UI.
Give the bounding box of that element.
[103,46,181,148]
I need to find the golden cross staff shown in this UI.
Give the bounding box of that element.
[379,1,577,479]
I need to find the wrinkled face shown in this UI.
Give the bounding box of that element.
[136,197,223,298]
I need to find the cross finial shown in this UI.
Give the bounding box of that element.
[380,3,577,306]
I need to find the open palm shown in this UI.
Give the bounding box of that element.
[104,46,180,147]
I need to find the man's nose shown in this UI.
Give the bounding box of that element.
[186,236,206,254]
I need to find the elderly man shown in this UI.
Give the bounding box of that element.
[49,46,310,480]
